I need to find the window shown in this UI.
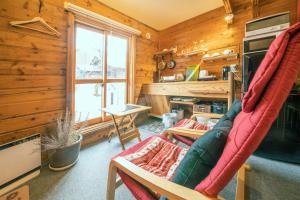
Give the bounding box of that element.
[74,24,129,123]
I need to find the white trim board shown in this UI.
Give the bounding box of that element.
[0,170,40,197]
[64,2,141,35]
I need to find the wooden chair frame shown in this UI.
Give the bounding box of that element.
[107,113,251,200]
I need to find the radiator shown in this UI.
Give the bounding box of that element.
[0,134,41,196]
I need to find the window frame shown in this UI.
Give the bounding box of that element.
[67,13,134,127]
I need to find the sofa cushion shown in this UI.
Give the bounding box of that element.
[173,118,196,129]
[167,100,242,190]
[173,119,201,146]
[173,117,219,145]
[123,136,188,179]
[115,135,172,200]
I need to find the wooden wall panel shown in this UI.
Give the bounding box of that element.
[158,0,297,79]
[0,0,158,145]
[1,0,296,145]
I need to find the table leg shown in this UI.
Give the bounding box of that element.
[129,114,141,142]
[108,115,126,142]
[111,115,125,150]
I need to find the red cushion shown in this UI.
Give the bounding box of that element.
[173,119,196,128]
[173,119,210,146]
[196,23,300,197]
[172,119,196,145]
[115,135,187,200]
[115,135,169,200]
[243,23,300,112]
[173,134,194,146]
[193,121,209,131]
[123,137,187,179]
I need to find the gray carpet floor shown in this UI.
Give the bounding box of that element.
[29,119,300,200]
[29,125,156,200]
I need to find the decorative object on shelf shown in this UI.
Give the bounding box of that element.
[229,64,241,80]
[198,69,217,81]
[161,73,185,82]
[181,97,199,102]
[198,75,217,81]
[40,110,86,171]
[10,17,61,37]
[170,97,199,102]
[177,40,208,57]
[223,49,233,55]
[203,53,210,58]
[193,103,212,113]
[154,49,174,82]
[212,52,221,57]
[223,66,231,80]
[199,70,209,78]
[167,53,176,69]
[145,32,151,39]
[161,75,176,82]
[212,102,228,114]
[157,56,166,70]
[175,73,185,81]
[185,64,200,81]
[169,46,178,54]
[202,53,239,62]
[153,49,174,58]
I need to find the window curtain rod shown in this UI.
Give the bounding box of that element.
[64,2,141,35]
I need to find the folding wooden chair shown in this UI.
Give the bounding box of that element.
[169,112,223,146]
[107,129,250,200]
[106,23,300,200]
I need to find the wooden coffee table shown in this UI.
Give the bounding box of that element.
[102,104,151,150]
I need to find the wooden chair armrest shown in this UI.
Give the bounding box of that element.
[191,112,223,120]
[112,157,219,200]
[163,127,207,139]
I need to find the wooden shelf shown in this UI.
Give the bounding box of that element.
[142,80,230,99]
[153,49,174,58]
[176,49,206,57]
[169,100,197,105]
[142,73,235,118]
[202,53,239,62]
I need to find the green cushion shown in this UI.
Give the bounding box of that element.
[160,100,241,200]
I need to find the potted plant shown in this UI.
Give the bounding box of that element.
[41,110,86,171]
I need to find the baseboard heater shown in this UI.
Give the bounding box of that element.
[0,134,41,196]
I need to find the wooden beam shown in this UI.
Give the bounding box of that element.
[251,0,260,18]
[223,0,233,14]
[298,0,300,22]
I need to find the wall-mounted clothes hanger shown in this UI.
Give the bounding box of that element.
[9,17,61,37]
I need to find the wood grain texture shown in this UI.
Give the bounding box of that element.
[251,0,260,18]
[0,0,296,145]
[0,0,158,145]
[159,0,297,79]
[223,0,233,14]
